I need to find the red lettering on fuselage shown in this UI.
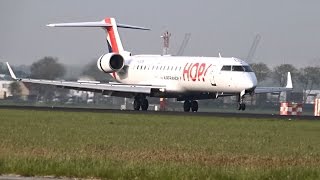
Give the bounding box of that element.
[182,63,212,82]
[183,63,191,81]
[190,63,199,81]
[203,64,212,82]
[197,63,206,81]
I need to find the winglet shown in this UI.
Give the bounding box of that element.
[6,62,17,80]
[286,72,293,89]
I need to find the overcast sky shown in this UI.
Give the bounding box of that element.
[1,0,320,67]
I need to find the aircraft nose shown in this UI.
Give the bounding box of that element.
[245,73,257,89]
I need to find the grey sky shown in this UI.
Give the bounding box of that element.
[1,0,320,67]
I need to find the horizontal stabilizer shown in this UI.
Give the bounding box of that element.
[47,20,150,30]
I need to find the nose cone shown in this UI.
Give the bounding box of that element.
[244,73,257,90]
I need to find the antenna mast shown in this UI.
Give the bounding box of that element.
[161,31,171,55]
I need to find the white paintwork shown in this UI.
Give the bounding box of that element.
[113,56,257,95]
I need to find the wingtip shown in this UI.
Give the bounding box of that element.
[286,72,293,89]
[6,62,17,80]
[46,24,55,27]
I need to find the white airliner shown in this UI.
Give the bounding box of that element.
[6,17,293,112]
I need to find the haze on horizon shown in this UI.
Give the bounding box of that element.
[0,0,320,68]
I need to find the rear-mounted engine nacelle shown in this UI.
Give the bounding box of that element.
[97,53,124,73]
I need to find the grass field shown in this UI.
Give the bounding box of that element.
[0,109,320,179]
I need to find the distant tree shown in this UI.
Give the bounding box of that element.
[14,65,30,78]
[250,63,270,83]
[29,57,66,101]
[0,63,6,73]
[0,63,30,78]
[81,60,113,81]
[9,82,22,97]
[297,66,320,103]
[272,64,298,86]
[30,56,65,79]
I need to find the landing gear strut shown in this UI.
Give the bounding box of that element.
[133,95,149,111]
[237,94,246,111]
[184,100,198,112]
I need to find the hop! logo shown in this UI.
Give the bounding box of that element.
[182,63,212,82]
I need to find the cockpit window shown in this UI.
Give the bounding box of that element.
[221,65,253,72]
[232,66,245,71]
[221,65,231,71]
[243,66,253,72]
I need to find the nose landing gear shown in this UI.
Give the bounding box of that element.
[238,102,246,111]
[237,91,246,111]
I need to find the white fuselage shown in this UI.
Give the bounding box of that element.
[112,55,257,98]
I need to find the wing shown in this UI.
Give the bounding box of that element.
[254,72,293,94]
[6,63,165,96]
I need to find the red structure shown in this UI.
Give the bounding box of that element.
[280,102,302,115]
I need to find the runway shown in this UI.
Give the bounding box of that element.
[0,105,319,120]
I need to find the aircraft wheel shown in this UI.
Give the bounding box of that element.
[191,100,198,112]
[238,103,242,110]
[141,99,149,111]
[238,103,246,111]
[183,100,191,112]
[241,103,246,111]
[133,99,141,110]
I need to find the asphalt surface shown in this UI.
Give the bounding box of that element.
[0,105,319,120]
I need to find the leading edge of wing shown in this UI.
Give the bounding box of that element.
[20,79,157,94]
[6,62,164,94]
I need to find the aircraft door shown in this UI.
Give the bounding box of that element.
[209,70,217,86]
[217,65,232,88]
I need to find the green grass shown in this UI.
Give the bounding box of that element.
[0,109,320,179]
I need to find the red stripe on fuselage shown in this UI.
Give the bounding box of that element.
[104,18,118,80]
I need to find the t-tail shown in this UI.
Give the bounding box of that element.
[47,17,149,81]
[47,17,150,54]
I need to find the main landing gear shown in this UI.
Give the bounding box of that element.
[133,95,149,111]
[183,100,198,112]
